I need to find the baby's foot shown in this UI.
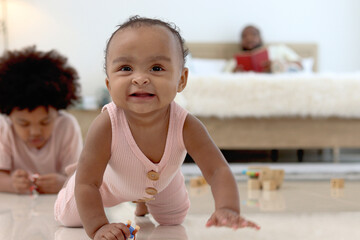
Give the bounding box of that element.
[135,202,149,216]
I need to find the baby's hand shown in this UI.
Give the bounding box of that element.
[206,208,260,230]
[11,169,31,194]
[94,223,131,240]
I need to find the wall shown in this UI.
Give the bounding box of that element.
[2,0,360,98]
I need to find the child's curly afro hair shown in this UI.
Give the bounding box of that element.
[0,46,80,115]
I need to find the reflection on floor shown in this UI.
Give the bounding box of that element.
[1,176,360,239]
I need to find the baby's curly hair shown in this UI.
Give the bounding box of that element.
[0,46,80,115]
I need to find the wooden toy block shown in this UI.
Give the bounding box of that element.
[331,178,344,189]
[259,169,273,182]
[273,169,285,188]
[248,166,270,171]
[262,180,277,191]
[248,179,261,190]
[190,176,207,187]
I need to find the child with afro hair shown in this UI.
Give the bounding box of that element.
[0,46,83,194]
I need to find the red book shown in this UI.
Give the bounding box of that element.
[235,48,269,72]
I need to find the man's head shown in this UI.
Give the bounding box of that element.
[240,25,263,51]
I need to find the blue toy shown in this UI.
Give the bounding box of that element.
[126,220,140,239]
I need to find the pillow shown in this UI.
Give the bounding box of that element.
[301,57,314,73]
[186,55,227,74]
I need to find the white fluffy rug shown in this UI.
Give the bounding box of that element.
[177,72,360,118]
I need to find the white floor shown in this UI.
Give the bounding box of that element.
[1,170,360,240]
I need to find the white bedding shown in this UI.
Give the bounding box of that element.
[176,72,360,118]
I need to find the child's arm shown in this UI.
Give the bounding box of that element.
[183,114,260,230]
[74,111,131,239]
[0,170,15,193]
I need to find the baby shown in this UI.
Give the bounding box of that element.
[54,16,260,239]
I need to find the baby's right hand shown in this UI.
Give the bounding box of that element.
[11,169,31,194]
[94,223,131,240]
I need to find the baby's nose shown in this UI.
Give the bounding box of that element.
[132,76,150,86]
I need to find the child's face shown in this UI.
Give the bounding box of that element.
[105,25,188,114]
[241,26,262,51]
[9,106,58,149]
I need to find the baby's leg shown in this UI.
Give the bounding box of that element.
[135,202,149,216]
[54,174,125,227]
[145,171,190,225]
[54,173,81,227]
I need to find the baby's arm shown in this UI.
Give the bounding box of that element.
[75,111,132,239]
[183,114,260,230]
[75,111,109,237]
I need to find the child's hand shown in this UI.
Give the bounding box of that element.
[35,173,66,194]
[206,208,260,230]
[234,65,244,72]
[261,60,272,73]
[94,223,131,240]
[11,169,31,194]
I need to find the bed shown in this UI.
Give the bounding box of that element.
[179,42,360,162]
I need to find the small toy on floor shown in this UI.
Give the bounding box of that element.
[29,173,40,196]
[126,220,140,239]
[189,176,207,187]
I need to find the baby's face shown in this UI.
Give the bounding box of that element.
[105,25,188,115]
[9,106,58,149]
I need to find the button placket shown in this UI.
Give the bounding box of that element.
[143,168,159,201]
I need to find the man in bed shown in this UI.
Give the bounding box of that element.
[224,25,303,73]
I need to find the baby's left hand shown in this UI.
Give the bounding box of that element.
[206,208,260,230]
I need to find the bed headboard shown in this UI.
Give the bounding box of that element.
[186,42,318,72]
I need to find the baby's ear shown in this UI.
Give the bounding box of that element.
[105,78,111,91]
[177,68,188,93]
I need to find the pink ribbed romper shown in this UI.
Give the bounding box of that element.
[54,101,190,227]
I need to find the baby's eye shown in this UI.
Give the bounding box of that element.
[151,66,164,72]
[119,66,132,71]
